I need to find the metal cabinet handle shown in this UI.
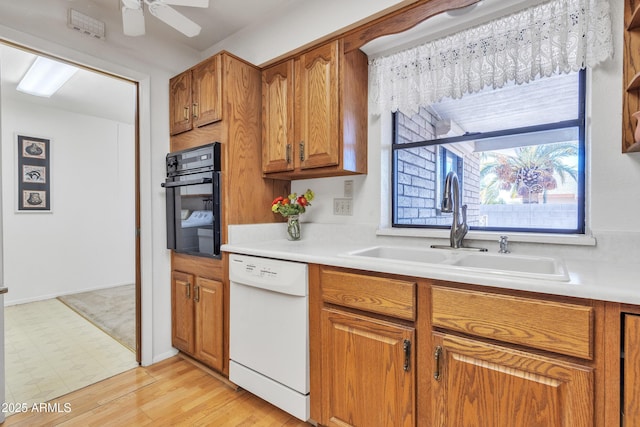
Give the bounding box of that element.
[403,339,411,372]
[299,141,305,161]
[194,285,200,303]
[193,102,199,119]
[183,106,189,121]
[185,282,191,299]
[286,144,291,164]
[434,346,442,381]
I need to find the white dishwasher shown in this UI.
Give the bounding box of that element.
[228,253,309,421]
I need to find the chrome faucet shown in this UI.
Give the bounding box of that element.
[442,171,468,249]
[431,171,486,252]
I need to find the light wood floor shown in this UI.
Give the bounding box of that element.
[5,299,137,408]
[2,355,311,426]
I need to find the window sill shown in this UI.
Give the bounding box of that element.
[376,227,597,246]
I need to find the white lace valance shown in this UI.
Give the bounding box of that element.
[369,0,613,115]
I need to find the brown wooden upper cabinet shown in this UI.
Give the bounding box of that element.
[262,40,368,179]
[170,55,223,136]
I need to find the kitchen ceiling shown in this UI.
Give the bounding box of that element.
[1,44,137,124]
[91,0,297,52]
[0,0,299,124]
[1,0,298,53]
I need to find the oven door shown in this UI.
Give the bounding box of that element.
[163,170,221,258]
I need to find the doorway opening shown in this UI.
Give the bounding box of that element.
[0,40,141,409]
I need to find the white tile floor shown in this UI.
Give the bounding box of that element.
[4,298,138,410]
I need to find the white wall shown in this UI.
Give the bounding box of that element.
[204,0,412,65]
[1,98,135,305]
[0,47,5,421]
[588,0,640,232]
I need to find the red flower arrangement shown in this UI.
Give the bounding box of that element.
[271,189,315,217]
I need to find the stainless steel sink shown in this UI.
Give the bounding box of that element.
[346,245,570,282]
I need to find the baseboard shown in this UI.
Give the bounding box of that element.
[4,282,134,307]
[177,352,239,391]
[149,348,179,366]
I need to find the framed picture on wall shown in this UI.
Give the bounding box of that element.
[17,134,51,212]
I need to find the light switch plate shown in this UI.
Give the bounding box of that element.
[344,180,354,198]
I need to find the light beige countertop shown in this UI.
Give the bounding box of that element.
[222,223,640,305]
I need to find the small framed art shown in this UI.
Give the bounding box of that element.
[17,134,51,211]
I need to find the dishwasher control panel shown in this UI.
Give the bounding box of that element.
[237,259,280,280]
[229,253,308,296]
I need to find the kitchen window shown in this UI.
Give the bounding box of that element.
[369,0,612,237]
[392,70,586,234]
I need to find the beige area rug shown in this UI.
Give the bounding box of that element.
[58,284,136,351]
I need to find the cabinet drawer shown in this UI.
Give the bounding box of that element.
[320,268,415,321]
[431,286,593,359]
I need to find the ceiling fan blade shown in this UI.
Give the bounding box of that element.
[162,0,209,7]
[122,5,146,36]
[148,2,201,37]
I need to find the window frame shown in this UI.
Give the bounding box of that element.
[391,70,586,234]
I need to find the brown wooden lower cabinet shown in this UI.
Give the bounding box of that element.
[171,270,195,354]
[311,266,417,427]
[431,332,594,427]
[309,265,629,427]
[171,270,224,372]
[194,277,224,370]
[320,308,415,427]
[625,314,640,426]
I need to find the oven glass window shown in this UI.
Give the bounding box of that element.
[174,171,216,255]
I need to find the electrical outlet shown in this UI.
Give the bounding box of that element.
[333,198,353,216]
[344,180,354,198]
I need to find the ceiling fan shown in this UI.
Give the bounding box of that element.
[121,0,209,38]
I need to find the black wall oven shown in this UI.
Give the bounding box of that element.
[162,142,221,258]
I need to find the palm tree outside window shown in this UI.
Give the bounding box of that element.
[481,143,579,205]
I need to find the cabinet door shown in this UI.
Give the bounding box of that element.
[297,41,340,170]
[171,271,195,354]
[192,55,222,128]
[194,277,224,371]
[625,314,640,426]
[321,308,415,427]
[432,333,593,427]
[169,71,193,135]
[262,60,295,173]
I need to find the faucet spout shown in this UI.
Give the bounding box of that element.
[442,171,467,249]
[431,171,486,251]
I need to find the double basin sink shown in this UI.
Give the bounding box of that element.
[346,245,570,282]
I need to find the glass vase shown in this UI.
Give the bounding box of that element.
[286,215,301,241]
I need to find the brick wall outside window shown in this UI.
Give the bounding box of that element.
[395,109,481,226]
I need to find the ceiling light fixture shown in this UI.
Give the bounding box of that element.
[17,56,79,98]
